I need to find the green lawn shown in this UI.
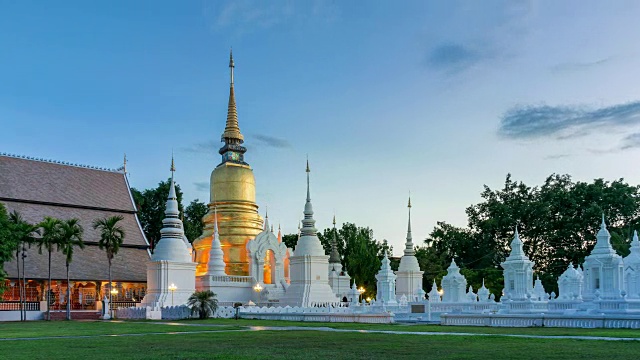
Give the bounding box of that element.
[0,320,240,339]
[1,326,639,360]
[1,319,640,359]
[176,318,640,338]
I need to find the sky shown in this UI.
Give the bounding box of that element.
[2,1,640,256]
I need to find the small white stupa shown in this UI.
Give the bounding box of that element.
[280,160,339,307]
[583,215,624,300]
[441,259,467,302]
[141,158,196,310]
[558,263,583,300]
[206,207,227,276]
[375,250,398,306]
[328,215,351,300]
[395,197,424,300]
[501,226,534,301]
[427,280,441,302]
[623,231,640,298]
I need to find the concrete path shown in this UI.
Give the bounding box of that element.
[2,323,640,342]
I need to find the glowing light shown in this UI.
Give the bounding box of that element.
[437,289,443,296]
[366,297,371,303]
[358,287,365,294]
[253,283,263,293]
[168,283,177,292]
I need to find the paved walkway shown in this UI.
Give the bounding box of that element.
[2,323,640,342]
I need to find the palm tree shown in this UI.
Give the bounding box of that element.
[58,219,84,320]
[37,217,63,321]
[187,290,218,319]
[93,215,125,318]
[8,211,39,322]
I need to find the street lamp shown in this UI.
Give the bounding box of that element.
[253,283,263,304]
[110,287,118,318]
[168,283,177,306]
[358,286,365,303]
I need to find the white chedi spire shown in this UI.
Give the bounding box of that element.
[206,206,227,276]
[506,225,527,260]
[152,157,192,263]
[398,196,420,272]
[591,214,616,255]
[404,196,415,256]
[293,159,325,256]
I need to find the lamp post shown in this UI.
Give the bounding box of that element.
[253,283,263,304]
[358,286,365,304]
[110,287,118,318]
[168,283,177,306]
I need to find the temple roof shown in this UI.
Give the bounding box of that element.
[1,154,149,282]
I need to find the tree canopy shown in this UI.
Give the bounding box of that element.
[131,180,207,250]
[423,173,640,297]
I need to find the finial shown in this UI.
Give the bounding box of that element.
[515,224,519,236]
[229,47,235,83]
[408,191,411,208]
[214,205,219,233]
[333,214,336,226]
[123,153,127,174]
[270,224,274,233]
[305,157,311,203]
[170,152,175,173]
[601,213,606,227]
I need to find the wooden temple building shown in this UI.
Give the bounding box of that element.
[0,154,149,316]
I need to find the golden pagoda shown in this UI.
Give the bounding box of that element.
[193,50,263,276]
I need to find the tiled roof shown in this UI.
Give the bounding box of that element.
[0,155,149,282]
[1,200,147,247]
[4,246,147,282]
[0,155,134,211]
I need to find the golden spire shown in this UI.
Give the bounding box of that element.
[221,48,244,143]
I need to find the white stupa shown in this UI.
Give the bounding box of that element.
[583,215,624,300]
[280,160,339,307]
[328,215,351,300]
[441,259,467,302]
[558,263,583,300]
[395,197,424,300]
[375,250,398,305]
[501,226,534,301]
[141,158,196,309]
[206,207,227,276]
[624,231,640,298]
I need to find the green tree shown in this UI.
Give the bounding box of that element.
[0,204,18,295]
[187,290,218,319]
[183,199,207,242]
[8,211,39,321]
[425,173,640,296]
[93,215,125,317]
[131,179,184,251]
[58,219,85,320]
[282,234,298,249]
[330,223,382,298]
[37,217,63,321]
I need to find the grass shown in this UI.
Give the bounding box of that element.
[0,320,240,339]
[1,319,640,359]
[175,318,640,338]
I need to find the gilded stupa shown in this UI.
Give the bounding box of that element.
[193,50,263,276]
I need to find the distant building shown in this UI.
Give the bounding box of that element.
[0,154,149,312]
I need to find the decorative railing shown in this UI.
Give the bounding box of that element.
[110,301,140,310]
[0,301,41,311]
[208,275,254,283]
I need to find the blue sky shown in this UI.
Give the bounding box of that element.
[2,1,640,255]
